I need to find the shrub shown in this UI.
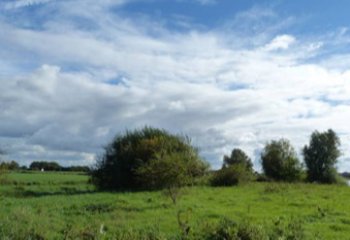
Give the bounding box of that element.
[201,218,267,240]
[270,217,305,240]
[211,164,254,186]
[90,126,208,191]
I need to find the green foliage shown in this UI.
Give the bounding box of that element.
[211,163,254,186]
[0,160,20,170]
[0,165,8,184]
[1,172,350,239]
[211,148,254,187]
[261,139,303,182]
[136,149,207,203]
[91,126,208,190]
[136,150,207,190]
[30,161,61,171]
[29,161,89,172]
[201,218,267,240]
[223,148,253,171]
[303,129,341,184]
[269,217,305,240]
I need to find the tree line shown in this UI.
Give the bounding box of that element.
[90,127,345,195]
[0,160,89,172]
[209,129,342,186]
[0,127,344,190]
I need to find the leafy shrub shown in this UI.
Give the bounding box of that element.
[200,218,267,240]
[204,218,238,240]
[211,164,254,186]
[269,217,305,240]
[236,221,267,240]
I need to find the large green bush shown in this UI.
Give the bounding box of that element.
[211,163,254,186]
[90,126,208,190]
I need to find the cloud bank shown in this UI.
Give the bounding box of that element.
[1,1,350,170]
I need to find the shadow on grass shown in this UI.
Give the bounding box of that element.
[5,188,99,198]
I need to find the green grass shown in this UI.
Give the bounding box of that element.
[1,172,350,239]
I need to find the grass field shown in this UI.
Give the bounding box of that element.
[1,172,350,239]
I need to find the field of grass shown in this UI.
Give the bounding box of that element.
[1,171,350,239]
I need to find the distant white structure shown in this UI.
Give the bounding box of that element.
[41,168,45,172]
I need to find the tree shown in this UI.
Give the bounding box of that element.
[29,161,61,171]
[0,149,8,183]
[303,129,341,183]
[261,139,302,182]
[0,161,20,170]
[223,148,253,170]
[90,126,208,191]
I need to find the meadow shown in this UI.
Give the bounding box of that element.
[1,171,350,239]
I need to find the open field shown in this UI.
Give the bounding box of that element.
[1,172,350,239]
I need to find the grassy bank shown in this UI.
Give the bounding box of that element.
[1,172,350,239]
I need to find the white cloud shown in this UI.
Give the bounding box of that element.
[1,2,350,171]
[264,34,296,51]
[3,0,53,9]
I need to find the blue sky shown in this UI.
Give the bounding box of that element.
[1,0,350,170]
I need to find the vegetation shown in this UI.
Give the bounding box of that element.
[136,150,207,204]
[29,161,89,172]
[0,160,20,170]
[1,127,349,239]
[303,129,341,183]
[261,139,303,182]
[211,163,254,186]
[30,161,62,171]
[1,172,350,239]
[222,148,253,171]
[212,148,254,186]
[90,126,208,191]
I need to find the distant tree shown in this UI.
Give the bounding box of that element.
[0,161,20,170]
[341,172,350,179]
[61,166,90,172]
[223,148,253,170]
[261,139,302,182]
[0,149,8,183]
[303,129,341,183]
[29,161,61,171]
[90,126,208,191]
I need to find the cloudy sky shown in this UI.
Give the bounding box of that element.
[1,0,350,170]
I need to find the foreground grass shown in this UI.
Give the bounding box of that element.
[1,172,350,239]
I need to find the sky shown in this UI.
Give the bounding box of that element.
[1,0,350,170]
